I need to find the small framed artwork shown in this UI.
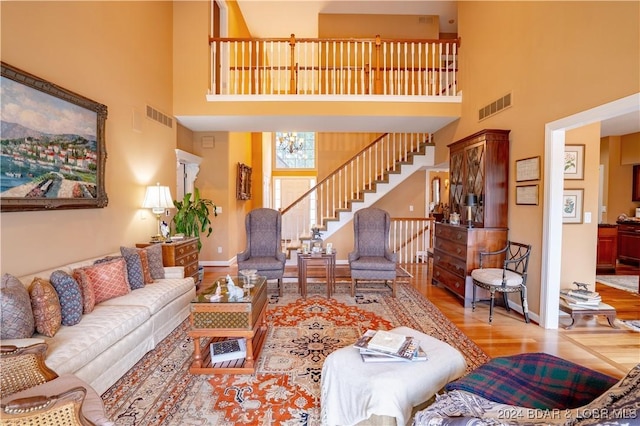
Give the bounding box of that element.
[515,156,541,182]
[564,145,585,180]
[562,189,583,224]
[236,163,252,200]
[516,185,538,205]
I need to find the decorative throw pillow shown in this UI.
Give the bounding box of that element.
[138,250,154,284]
[121,246,153,284]
[0,273,35,339]
[72,269,96,314]
[29,278,62,337]
[49,270,83,326]
[76,258,130,304]
[144,243,165,280]
[121,252,145,290]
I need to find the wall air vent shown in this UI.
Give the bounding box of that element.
[146,105,173,129]
[479,93,512,121]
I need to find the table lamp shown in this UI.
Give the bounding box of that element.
[142,183,175,242]
[465,193,478,228]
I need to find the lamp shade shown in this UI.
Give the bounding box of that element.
[465,193,478,206]
[142,183,174,214]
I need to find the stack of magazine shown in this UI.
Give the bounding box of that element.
[354,329,427,363]
[560,282,601,307]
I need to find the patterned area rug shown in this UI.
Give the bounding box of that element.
[102,282,488,425]
[596,275,639,293]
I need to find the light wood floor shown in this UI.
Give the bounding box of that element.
[204,263,639,379]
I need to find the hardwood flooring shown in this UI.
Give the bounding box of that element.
[203,262,639,380]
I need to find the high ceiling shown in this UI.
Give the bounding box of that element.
[235,0,458,38]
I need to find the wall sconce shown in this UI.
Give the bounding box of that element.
[142,183,174,242]
[444,178,449,189]
[465,193,478,228]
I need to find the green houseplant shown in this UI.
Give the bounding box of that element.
[171,187,217,252]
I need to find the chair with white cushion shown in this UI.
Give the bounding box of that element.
[471,241,531,324]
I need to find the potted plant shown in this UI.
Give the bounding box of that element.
[171,187,217,253]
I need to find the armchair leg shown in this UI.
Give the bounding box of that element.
[489,290,496,324]
[278,278,283,297]
[351,279,356,297]
[472,284,477,311]
[391,279,397,298]
[503,292,511,312]
[521,288,530,323]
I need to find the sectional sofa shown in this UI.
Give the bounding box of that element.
[1,249,196,395]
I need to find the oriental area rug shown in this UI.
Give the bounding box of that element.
[102,282,488,425]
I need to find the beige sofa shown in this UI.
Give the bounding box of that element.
[3,252,196,395]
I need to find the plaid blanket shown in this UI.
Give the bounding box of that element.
[444,352,618,410]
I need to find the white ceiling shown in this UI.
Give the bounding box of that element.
[235,0,459,38]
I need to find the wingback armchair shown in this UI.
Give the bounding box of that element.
[237,208,286,296]
[348,207,397,297]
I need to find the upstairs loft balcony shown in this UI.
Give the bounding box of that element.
[188,35,462,132]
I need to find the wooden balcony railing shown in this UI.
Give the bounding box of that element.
[209,35,460,97]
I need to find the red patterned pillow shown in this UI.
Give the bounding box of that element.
[77,258,131,304]
[29,278,62,337]
[72,269,96,314]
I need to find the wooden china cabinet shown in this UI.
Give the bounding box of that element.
[432,129,510,306]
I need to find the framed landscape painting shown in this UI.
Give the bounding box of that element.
[0,62,108,212]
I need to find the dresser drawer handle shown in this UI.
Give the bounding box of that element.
[455,281,461,288]
[435,270,440,277]
[456,248,462,254]
[456,233,463,240]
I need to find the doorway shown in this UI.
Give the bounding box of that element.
[541,93,640,329]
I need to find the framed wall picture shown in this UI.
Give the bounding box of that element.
[562,189,583,223]
[0,62,108,212]
[564,145,585,180]
[516,185,539,205]
[236,163,252,200]
[515,156,541,182]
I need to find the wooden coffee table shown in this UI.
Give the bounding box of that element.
[559,299,618,330]
[188,275,268,374]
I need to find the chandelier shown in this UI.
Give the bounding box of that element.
[277,132,305,155]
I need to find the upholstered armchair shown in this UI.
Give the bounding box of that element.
[0,343,113,425]
[348,207,397,297]
[237,208,286,296]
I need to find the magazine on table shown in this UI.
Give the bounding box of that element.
[360,346,428,363]
[354,329,421,361]
[209,337,247,363]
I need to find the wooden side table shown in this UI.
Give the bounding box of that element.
[559,299,618,330]
[297,251,336,299]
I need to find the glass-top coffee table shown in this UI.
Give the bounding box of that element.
[188,275,268,374]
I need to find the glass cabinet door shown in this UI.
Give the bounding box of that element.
[465,143,485,225]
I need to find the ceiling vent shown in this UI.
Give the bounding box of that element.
[146,105,173,129]
[479,93,512,121]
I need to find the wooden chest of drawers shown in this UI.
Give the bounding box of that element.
[138,237,200,284]
[433,223,507,306]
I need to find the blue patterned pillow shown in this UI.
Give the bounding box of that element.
[122,252,145,290]
[49,270,83,326]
